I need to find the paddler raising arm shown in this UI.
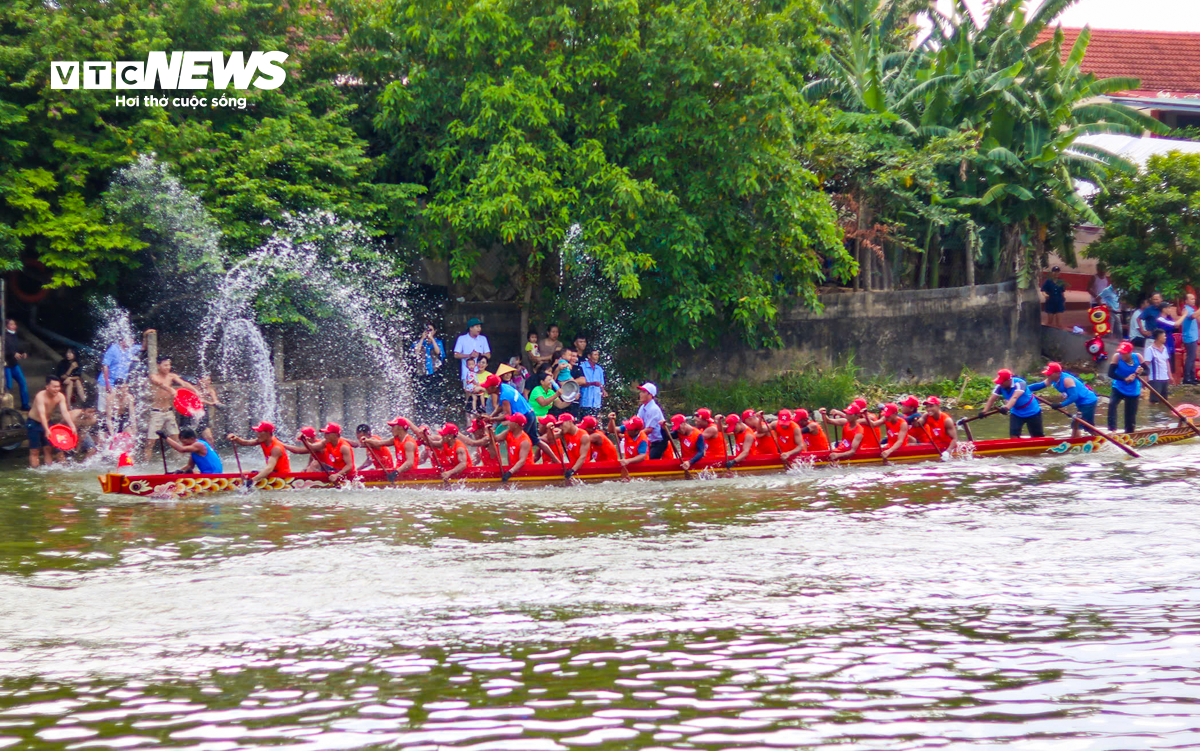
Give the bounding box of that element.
[227,421,292,481]
[873,404,911,461]
[287,422,356,481]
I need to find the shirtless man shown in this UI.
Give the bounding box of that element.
[145,356,199,463]
[27,376,76,468]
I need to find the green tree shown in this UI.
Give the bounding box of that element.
[0,0,410,291]
[1087,153,1200,299]
[349,0,849,367]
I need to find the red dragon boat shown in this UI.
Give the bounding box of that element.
[97,425,1197,497]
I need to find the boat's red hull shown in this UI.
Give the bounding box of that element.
[97,426,1197,497]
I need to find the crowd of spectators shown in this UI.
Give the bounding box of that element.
[413,318,609,421]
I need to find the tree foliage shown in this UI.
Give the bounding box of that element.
[346,0,849,365]
[1087,153,1200,300]
[0,0,411,291]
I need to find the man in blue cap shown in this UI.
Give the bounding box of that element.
[453,317,491,381]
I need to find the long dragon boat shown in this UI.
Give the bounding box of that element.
[98,424,1197,497]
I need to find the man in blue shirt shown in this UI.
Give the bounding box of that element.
[101,333,143,434]
[1177,293,1199,384]
[412,324,445,376]
[1028,361,1098,438]
[982,368,1044,439]
[483,374,536,427]
[579,349,607,418]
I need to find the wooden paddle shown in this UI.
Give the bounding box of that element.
[420,428,451,487]
[954,408,1001,442]
[484,423,504,470]
[553,428,574,486]
[230,442,252,493]
[158,431,169,474]
[299,436,334,480]
[1137,375,1200,439]
[606,413,630,480]
[1034,395,1140,458]
[363,441,399,481]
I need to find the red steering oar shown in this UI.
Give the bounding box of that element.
[1034,396,1139,458]
[1137,376,1200,440]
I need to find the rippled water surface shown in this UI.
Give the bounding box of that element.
[3,419,1200,749]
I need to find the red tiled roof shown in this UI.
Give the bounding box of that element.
[1034,27,1200,96]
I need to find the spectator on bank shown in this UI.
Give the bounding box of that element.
[453,318,491,381]
[579,348,607,418]
[571,334,588,357]
[412,323,447,416]
[1041,266,1067,328]
[1089,264,1111,306]
[1144,329,1171,403]
[55,347,86,408]
[1139,292,1164,344]
[4,319,29,411]
[523,330,547,373]
[1175,293,1200,384]
[540,325,562,363]
[1130,298,1150,347]
[528,370,557,419]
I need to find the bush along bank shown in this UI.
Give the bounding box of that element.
[656,360,1102,417]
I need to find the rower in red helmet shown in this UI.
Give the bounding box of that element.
[580,415,619,462]
[873,403,912,461]
[724,413,757,468]
[499,413,534,482]
[915,396,959,453]
[615,415,650,469]
[771,409,806,462]
[363,416,420,473]
[431,422,473,480]
[692,408,727,463]
[795,409,829,453]
[824,405,870,461]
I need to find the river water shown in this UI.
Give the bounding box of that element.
[2,413,1200,749]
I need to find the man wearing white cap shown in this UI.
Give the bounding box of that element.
[635,382,669,459]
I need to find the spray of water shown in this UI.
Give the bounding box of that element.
[95,157,414,439]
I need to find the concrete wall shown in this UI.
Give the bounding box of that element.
[673,281,1042,383]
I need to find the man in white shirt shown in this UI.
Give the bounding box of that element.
[635,382,668,459]
[453,317,491,380]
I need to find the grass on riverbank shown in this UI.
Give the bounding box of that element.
[658,360,1101,416]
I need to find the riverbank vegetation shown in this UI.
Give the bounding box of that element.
[0,0,1181,369]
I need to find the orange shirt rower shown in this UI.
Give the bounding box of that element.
[364,416,420,473]
[459,417,502,468]
[872,403,913,460]
[288,422,355,481]
[554,413,588,479]
[353,423,395,472]
[794,409,830,453]
[915,396,959,453]
[615,415,650,469]
[824,406,872,461]
[580,415,619,462]
[691,409,727,463]
[770,410,806,462]
[226,420,292,481]
[500,413,534,482]
[430,422,473,480]
[723,413,758,468]
[898,395,933,444]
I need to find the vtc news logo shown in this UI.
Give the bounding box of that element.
[51,51,289,90]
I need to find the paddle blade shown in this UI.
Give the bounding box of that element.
[1177,403,1200,420]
